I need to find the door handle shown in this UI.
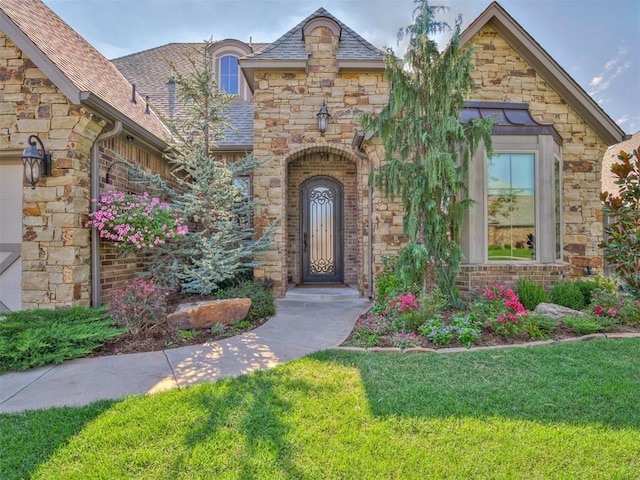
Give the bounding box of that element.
[303,232,308,253]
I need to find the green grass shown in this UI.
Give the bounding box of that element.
[488,247,533,260]
[0,307,125,373]
[2,339,640,479]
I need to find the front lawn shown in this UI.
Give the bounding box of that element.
[2,339,639,479]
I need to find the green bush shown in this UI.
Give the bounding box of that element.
[516,277,549,311]
[574,278,602,306]
[550,280,585,310]
[375,256,400,301]
[564,315,615,335]
[216,279,276,322]
[0,306,125,372]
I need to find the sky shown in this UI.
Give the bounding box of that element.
[43,0,639,135]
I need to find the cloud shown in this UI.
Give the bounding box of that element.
[616,114,639,133]
[589,76,603,88]
[588,46,631,97]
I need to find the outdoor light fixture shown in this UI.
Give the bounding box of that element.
[21,134,52,189]
[317,102,330,135]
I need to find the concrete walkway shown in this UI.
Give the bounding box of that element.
[0,290,370,414]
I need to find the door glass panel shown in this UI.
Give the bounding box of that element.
[309,186,335,275]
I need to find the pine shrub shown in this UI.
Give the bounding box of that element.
[0,307,124,372]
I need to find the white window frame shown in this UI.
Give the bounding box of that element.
[219,55,239,95]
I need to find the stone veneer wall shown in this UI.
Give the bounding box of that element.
[0,32,109,309]
[467,25,610,277]
[251,24,391,297]
[96,137,171,304]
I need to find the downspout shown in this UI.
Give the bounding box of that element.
[367,157,373,300]
[90,120,123,307]
[352,130,374,300]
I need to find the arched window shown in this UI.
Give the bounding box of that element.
[220,55,239,94]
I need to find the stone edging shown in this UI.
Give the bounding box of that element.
[332,332,640,355]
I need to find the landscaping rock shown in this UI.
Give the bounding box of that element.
[534,302,587,319]
[167,298,251,330]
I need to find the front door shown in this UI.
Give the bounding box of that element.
[301,176,343,283]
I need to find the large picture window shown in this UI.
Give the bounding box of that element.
[487,153,535,261]
[220,55,239,94]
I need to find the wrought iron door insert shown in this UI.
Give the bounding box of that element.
[301,176,343,283]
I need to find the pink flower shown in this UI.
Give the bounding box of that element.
[607,308,617,317]
[593,306,604,315]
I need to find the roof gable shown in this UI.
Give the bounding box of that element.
[460,1,624,145]
[239,6,386,90]
[0,0,169,146]
[244,7,385,62]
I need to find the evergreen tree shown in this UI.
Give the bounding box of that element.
[361,0,494,305]
[143,42,271,294]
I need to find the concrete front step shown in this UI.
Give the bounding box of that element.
[285,286,363,301]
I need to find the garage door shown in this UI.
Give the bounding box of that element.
[0,160,22,311]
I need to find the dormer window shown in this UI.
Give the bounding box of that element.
[220,55,239,94]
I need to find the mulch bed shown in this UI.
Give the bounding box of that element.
[89,316,269,357]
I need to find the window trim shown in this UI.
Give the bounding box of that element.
[219,55,239,95]
[463,134,561,265]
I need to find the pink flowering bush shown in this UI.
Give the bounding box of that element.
[470,284,529,336]
[382,290,447,332]
[590,289,640,324]
[87,190,187,249]
[107,278,171,333]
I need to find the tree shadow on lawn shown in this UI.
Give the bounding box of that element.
[172,370,315,479]
[317,338,640,431]
[0,400,116,480]
[5,372,318,479]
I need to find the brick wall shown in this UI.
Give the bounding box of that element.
[0,30,174,309]
[286,150,358,286]
[96,137,171,304]
[457,264,570,299]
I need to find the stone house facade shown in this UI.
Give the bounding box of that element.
[114,3,626,299]
[0,1,628,310]
[0,1,171,311]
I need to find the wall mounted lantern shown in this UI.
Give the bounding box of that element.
[317,102,331,135]
[21,134,52,189]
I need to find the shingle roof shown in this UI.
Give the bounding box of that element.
[113,43,204,109]
[602,131,640,195]
[113,41,265,148]
[0,0,170,144]
[219,101,253,148]
[243,7,385,62]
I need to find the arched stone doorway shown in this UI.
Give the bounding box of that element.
[286,148,359,289]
